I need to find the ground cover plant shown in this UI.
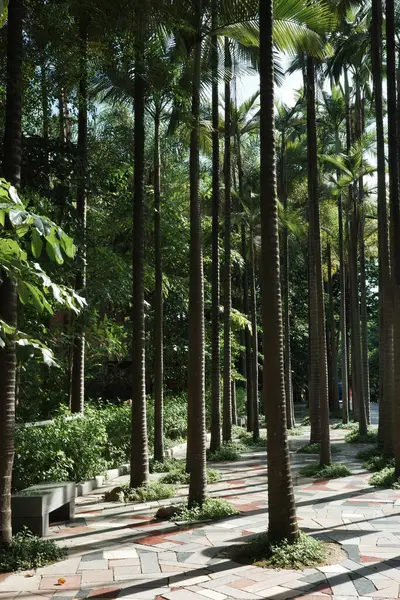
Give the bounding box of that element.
[171,498,239,522]
[299,462,351,478]
[0,530,67,573]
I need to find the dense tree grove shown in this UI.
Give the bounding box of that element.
[0,0,398,552]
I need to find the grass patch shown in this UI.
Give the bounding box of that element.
[172,498,239,522]
[160,461,220,485]
[344,428,378,444]
[332,421,357,430]
[287,427,304,436]
[296,443,339,455]
[299,462,351,479]
[370,467,400,489]
[207,442,242,462]
[0,529,67,573]
[105,481,176,503]
[230,532,328,570]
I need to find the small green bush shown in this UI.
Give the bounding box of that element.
[370,467,400,489]
[287,427,304,437]
[301,416,311,426]
[0,529,67,573]
[207,442,242,462]
[122,482,176,502]
[231,532,326,570]
[149,457,179,474]
[332,421,357,430]
[344,428,378,444]
[356,446,381,461]
[234,429,267,448]
[172,498,239,522]
[299,462,351,478]
[160,461,221,485]
[296,443,339,455]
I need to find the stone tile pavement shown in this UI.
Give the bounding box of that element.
[3,420,400,600]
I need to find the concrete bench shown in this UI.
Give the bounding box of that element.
[12,482,76,537]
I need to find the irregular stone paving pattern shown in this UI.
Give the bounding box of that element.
[3,414,400,600]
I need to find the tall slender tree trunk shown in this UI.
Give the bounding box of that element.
[188,2,207,506]
[0,0,23,546]
[280,134,295,429]
[210,0,221,453]
[372,0,391,451]
[130,4,149,488]
[386,0,400,471]
[249,230,259,441]
[306,55,331,466]
[231,380,237,425]
[359,182,370,424]
[338,192,349,424]
[71,12,88,414]
[327,243,340,414]
[260,0,299,544]
[153,107,164,462]
[222,38,232,443]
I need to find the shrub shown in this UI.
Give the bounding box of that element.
[14,407,109,490]
[296,443,339,455]
[0,529,67,573]
[370,467,400,489]
[207,442,242,462]
[234,429,267,448]
[332,421,357,430]
[149,457,179,474]
[172,498,239,522]
[160,461,221,485]
[344,428,378,444]
[299,462,351,478]
[231,532,326,570]
[356,446,381,461]
[301,416,311,426]
[287,427,304,437]
[122,482,176,502]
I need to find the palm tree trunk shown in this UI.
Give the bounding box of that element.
[327,243,340,414]
[153,106,164,463]
[210,0,221,453]
[249,230,259,441]
[231,380,237,425]
[306,55,331,466]
[222,38,232,443]
[71,12,88,414]
[359,183,370,424]
[280,134,295,429]
[338,193,349,424]
[188,1,207,506]
[372,0,392,451]
[260,0,298,544]
[130,4,149,488]
[0,0,23,547]
[386,0,400,471]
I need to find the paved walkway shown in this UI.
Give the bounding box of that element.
[3,420,400,600]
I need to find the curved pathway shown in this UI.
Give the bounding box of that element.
[2,420,400,600]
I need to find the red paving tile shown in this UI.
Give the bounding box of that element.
[314,583,333,595]
[361,555,383,563]
[88,588,121,598]
[0,573,10,583]
[61,526,93,534]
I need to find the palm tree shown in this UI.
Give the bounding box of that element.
[153,98,164,463]
[371,0,391,453]
[259,0,298,544]
[0,0,23,546]
[248,222,260,440]
[222,37,232,443]
[71,10,88,414]
[306,54,331,466]
[326,242,340,413]
[130,2,149,488]
[210,0,221,453]
[385,0,400,472]
[187,0,207,507]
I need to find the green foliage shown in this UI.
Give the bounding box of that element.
[301,416,311,426]
[299,462,351,478]
[344,428,378,444]
[13,397,192,490]
[147,395,188,441]
[356,446,381,461]
[364,454,394,473]
[207,442,242,462]
[159,460,220,485]
[287,426,304,436]
[332,421,357,430]
[0,529,67,573]
[296,443,339,455]
[172,498,239,522]
[231,532,327,570]
[369,467,400,489]
[122,482,176,502]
